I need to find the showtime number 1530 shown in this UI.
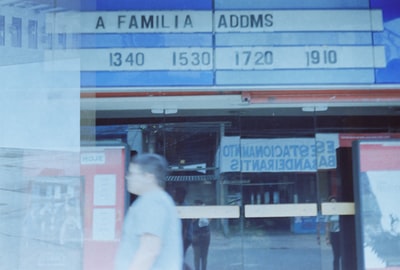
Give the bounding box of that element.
[172,51,212,67]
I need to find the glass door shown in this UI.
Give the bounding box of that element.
[232,115,326,270]
[136,112,356,270]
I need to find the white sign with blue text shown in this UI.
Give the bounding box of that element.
[220,134,339,172]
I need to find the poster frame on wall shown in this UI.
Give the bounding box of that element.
[80,141,130,270]
[353,139,400,270]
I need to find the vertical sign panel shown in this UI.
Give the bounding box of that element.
[214,0,385,86]
[63,0,214,88]
[372,0,400,84]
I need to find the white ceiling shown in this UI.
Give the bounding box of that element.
[81,94,400,119]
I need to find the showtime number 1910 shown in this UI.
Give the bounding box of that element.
[306,49,337,66]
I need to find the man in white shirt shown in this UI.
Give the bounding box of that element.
[114,153,183,270]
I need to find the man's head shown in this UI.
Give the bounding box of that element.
[174,187,187,205]
[328,195,337,202]
[126,153,168,195]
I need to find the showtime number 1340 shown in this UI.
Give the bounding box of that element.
[109,52,145,67]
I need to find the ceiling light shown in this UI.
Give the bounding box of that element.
[302,106,328,112]
[151,108,178,114]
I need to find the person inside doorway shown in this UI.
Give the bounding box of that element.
[326,195,341,270]
[174,186,193,256]
[192,200,211,270]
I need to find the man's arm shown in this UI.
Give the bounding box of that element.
[129,233,161,270]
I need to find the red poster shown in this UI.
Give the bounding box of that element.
[81,145,127,270]
[339,133,400,148]
[354,140,400,270]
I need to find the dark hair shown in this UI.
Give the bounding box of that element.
[174,187,187,204]
[131,153,168,187]
[195,199,204,205]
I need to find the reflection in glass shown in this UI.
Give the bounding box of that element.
[0,15,5,46]
[11,17,22,47]
[28,20,38,49]
[1,2,80,270]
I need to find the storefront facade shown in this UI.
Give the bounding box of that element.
[1,0,400,269]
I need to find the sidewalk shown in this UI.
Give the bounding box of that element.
[1,186,333,270]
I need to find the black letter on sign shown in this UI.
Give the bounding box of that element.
[118,15,126,28]
[96,16,105,29]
